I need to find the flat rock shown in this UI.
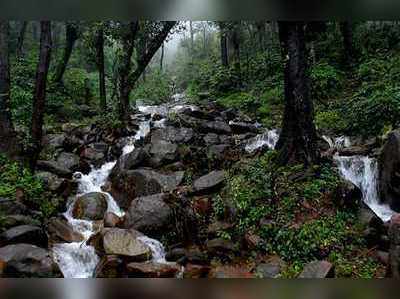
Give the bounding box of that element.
[47,217,84,243]
[193,171,225,194]
[126,262,181,278]
[56,152,80,172]
[256,257,287,278]
[0,225,48,248]
[298,261,334,278]
[36,160,72,178]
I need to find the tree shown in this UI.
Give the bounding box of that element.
[275,21,319,166]
[94,25,107,111]
[218,22,229,67]
[0,21,18,158]
[30,21,52,171]
[53,22,79,84]
[160,42,164,72]
[16,21,28,59]
[340,21,356,67]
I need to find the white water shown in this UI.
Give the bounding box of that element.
[245,129,279,153]
[52,104,178,278]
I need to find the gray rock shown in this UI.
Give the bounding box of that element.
[72,192,108,220]
[0,198,29,215]
[298,261,334,278]
[104,212,122,228]
[229,122,259,134]
[204,133,220,145]
[199,121,232,135]
[0,215,41,230]
[148,139,178,167]
[0,225,48,248]
[47,217,84,243]
[102,228,152,261]
[256,257,286,278]
[151,127,194,143]
[36,160,72,178]
[124,193,173,237]
[109,148,147,179]
[35,171,64,192]
[193,171,225,194]
[42,134,66,149]
[126,261,180,278]
[56,152,80,172]
[0,244,62,277]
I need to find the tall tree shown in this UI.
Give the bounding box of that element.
[16,21,28,59]
[30,21,52,171]
[275,21,319,166]
[53,22,78,84]
[0,21,18,158]
[229,22,242,86]
[160,42,164,72]
[219,23,228,67]
[94,25,106,111]
[340,21,356,67]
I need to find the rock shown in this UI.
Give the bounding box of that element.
[203,133,220,146]
[126,262,180,278]
[183,264,211,278]
[151,127,194,143]
[229,122,259,134]
[339,145,371,156]
[379,130,400,211]
[166,248,186,262]
[244,231,263,250]
[102,228,152,261]
[192,171,225,194]
[47,217,84,243]
[148,139,178,167]
[206,238,235,257]
[0,225,47,248]
[199,121,232,135]
[42,134,65,149]
[72,192,108,220]
[110,169,184,209]
[388,214,400,277]
[376,250,389,266]
[104,212,122,228]
[221,108,238,121]
[0,215,41,230]
[124,193,173,238]
[94,255,125,278]
[0,244,62,277]
[56,152,80,172]
[35,171,65,192]
[209,265,254,278]
[0,199,29,215]
[256,257,286,278]
[333,179,362,210]
[207,222,234,238]
[80,147,105,166]
[298,261,334,278]
[36,160,72,178]
[109,148,147,179]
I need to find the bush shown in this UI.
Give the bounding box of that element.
[130,70,172,105]
[310,62,343,102]
[315,111,347,134]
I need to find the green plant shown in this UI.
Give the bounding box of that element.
[310,62,343,102]
[315,111,347,134]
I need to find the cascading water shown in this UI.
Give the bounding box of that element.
[245,129,279,153]
[52,103,176,278]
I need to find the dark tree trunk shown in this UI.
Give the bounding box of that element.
[32,22,39,41]
[220,28,228,67]
[53,22,78,84]
[30,21,52,171]
[94,27,106,111]
[189,21,194,62]
[16,21,28,59]
[340,21,355,67]
[160,42,164,72]
[0,21,18,158]
[118,21,139,121]
[276,21,319,167]
[230,25,241,86]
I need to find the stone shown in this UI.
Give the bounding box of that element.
[109,148,147,179]
[36,160,72,178]
[110,168,184,209]
[0,225,48,248]
[80,147,105,166]
[0,215,41,230]
[56,152,80,172]
[256,257,286,278]
[206,238,235,257]
[379,130,400,211]
[42,134,66,149]
[388,214,400,278]
[166,248,187,262]
[102,228,152,261]
[298,261,334,278]
[0,244,62,277]
[124,193,173,238]
[72,192,108,221]
[94,255,125,278]
[151,127,194,143]
[333,179,362,210]
[203,133,220,145]
[0,198,29,215]
[126,262,180,278]
[339,145,371,156]
[104,212,122,228]
[35,171,65,192]
[209,265,254,278]
[199,121,232,135]
[47,217,84,243]
[183,264,211,278]
[229,122,259,134]
[148,139,178,167]
[192,171,225,194]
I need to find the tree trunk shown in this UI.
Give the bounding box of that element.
[160,42,164,72]
[53,22,78,84]
[189,21,194,62]
[340,21,355,67]
[30,21,52,171]
[230,25,241,86]
[94,27,106,111]
[16,21,28,59]
[118,21,139,121]
[275,21,319,167]
[220,28,228,67]
[0,21,18,158]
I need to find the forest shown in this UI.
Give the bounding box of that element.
[0,20,400,278]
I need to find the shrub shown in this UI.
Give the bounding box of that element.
[310,62,343,102]
[131,70,172,105]
[315,111,347,134]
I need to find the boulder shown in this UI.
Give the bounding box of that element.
[0,244,62,277]
[255,257,286,278]
[42,134,66,149]
[209,265,254,278]
[203,133,220,146]
[104,212,122,228]
[0,198,29,215]
[379,130,400,211]
[192,171,225,194]
[110,169,184,209]
[35,171,64,192]
[0,225,47,248]
[126,262,180,278]
[151,127,194,143]
[102,228,152,261]
[199,121,232,135]
[124,193,173,238]
[183,263,211,278]
[72,192,108,221]
[388,214,400,278]
[298,261,334,278]
[109,148,148,180]
[166,248,187,262]
[0,215,41,230]
[229,122,259,134]
[339,145,371,156]
[333,179,362,210]
[206,238,235,257]
[36,160,72,178]
[80,147,105,166]
[94,255,125,278]
[47,217,84,243]
[148,139,178,167]
[56,152,80,173]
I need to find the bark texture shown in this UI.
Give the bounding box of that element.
[94,27,106,111]
[16,21,28,59]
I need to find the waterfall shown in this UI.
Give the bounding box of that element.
[245,129,279,153]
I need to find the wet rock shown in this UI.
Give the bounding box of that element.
[209,265,254,278]
[42,134,66,149]
[339,145,371,156]
[110,169,184,209]
[298,261,334,278]
[148,139,178,167]
[102,228,152,261]
[255,257,286,278]
[56,152,80,173]
[183,264,211,278]
[124,193,173,238]
[94,255,125,278]
[80,147,105,166]
[203,133,220,145]
[0,199,29,215]
[206,238,235,257]
[166,248,187,262]
[36,160,72,178]
[151,127,194,143]
[388,214,400,278]
[0,244,62,277]
[229,122,259,134]
[47,217,84,243]
[109,148,147,179]
[333,178,362,210]
[72,192,108,221]
[0,215,41,230]
[0,225,48,248]
[126,262,180,278]
[192,171,225,194]
[104,212,122,228]
[35,171,65,192]
[379,130,400,211]
[199,121,232,135]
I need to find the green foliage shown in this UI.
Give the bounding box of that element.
[131,71,172,105]
[0,155,56,218]
[310,62,343,102]
[217,92,257,112]
[315,111,347,134]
